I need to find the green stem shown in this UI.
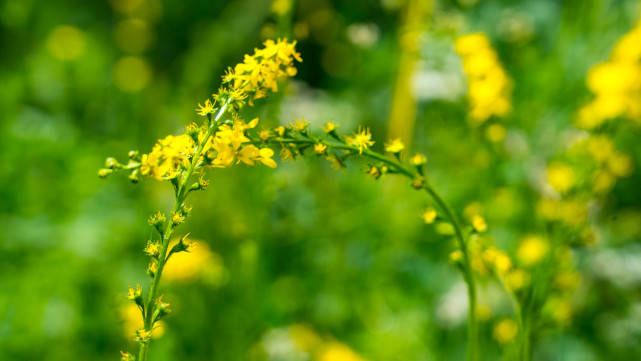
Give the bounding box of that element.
[262,136,479,360]
[136,101,228,361]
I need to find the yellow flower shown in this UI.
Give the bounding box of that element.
[472,215,487,232]
[258,148,277,168]
[127,284,142,301]
[410,153,427,166]
[222,38,301,105]
[346,126,375,154]
[323,122,338,133]
[319,342,367,361]
[314,143,327,155]
[140,134,196,181]
[143,241,160,258]
[289,119,309,131]
[546,162,575,193]
[493,319,518,344]
[384,138,405,153]
[163,241,226,285]
[421,207,437,224]
[196,99,215,116]
[505,269,529,290]
[517,235,549,266]
[275,125,286,137]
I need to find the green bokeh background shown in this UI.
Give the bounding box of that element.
[1,0,641,360]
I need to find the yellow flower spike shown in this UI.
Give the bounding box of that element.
[323,122,338,133]
[421,207,437,224]
[314,143,327,155]
[493,319,518,344]
[384,138,405,153]
[346,126,375,154]
[517,235,549,267]
[196,99,215,116]
[410,153,427,166]
[471,215,487,232]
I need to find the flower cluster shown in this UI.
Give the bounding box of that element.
[578,18,641,129]
[455,33,512,125]
[222,38,301,108]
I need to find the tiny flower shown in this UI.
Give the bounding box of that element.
[127,284,143,301]
[98,168,113,178]
[147,260,158,277]
[384,138,405,153]
[152,296,172,323]
[172,211,185,225]
[259,130,271,141]
[148,211,166,228]
[314,143,327,155]
[323,122,338,133]
[368,166,381,179]
[410,153,427,166]
[411,177,424,189]
[472,215,487,232]
[421,207,437,224]
[346,126,375,154]
[196,99,215,116]
[144,241,161,258]
[275,126,286,137]
[136,328,153,343]
[289,119,309,132]
[259,148,277,168]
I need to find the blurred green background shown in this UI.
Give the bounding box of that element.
[1,0,641,360]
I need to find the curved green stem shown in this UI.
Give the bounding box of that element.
[262,135,479,360]
[136,101,228,361]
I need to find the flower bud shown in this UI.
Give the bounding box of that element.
[105,157,121,169]
[148,211,166,234]
[411,177,425,189]
[98,168,113,178]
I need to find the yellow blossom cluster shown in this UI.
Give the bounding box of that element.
[139,120,276,181]
[222,38,302,106]
[455,33,512,125]
[346,126,375,154]
[578,18,641,129]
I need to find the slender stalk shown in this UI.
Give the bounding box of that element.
[261,136,479,360]
[136,101,228,361]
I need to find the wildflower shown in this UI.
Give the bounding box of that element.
[455,33,512,124]
[140,134,196,181]
[222,38,301,105]
[346,126,375,154]
[136,328,153,343]
[493,319,518,344]
[259,129,271,141]
[517,235,549,266]
[144,241,160,258]
[148,211,166,230]
[289,119,309,132]
[314,143,327,155]
[421,207,437,224]
[258,148,277,168]
[410,153,427,166]
[505,269,529,290]
[147,260,158,277]
[471,215,487,232]
[323,122,338,133]
[546,162,575,193]
[275,126,286,137]
[127,284,143,301]
[384,138,405,153]
[172,211,185,225]
[196,99,215,116]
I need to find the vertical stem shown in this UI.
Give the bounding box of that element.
[136,101,228,361]
[424,184,479,361]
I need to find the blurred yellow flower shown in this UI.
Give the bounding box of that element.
[113,56,152,92]
[163,241,226,284]
[410,153,427,166]
[472,215,487,232]
[314,143,327,155]
[546,162,575,193]
[421,207,437,224]
[517,235,549,266]
[319,342,367,361]
[323,122,338,133]
[493,319,518,344]
[505,269,529,290]
[455,33,512,125]
[114,18,153,54]
[121,303,165,339]
[384,138,405,153]
[47,25,86,61]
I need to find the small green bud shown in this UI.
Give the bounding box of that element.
[105,157,120,169]
[98,168,113,178]
[128,150,140,160]
[128,169,141,183]
[152,296,171,323]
